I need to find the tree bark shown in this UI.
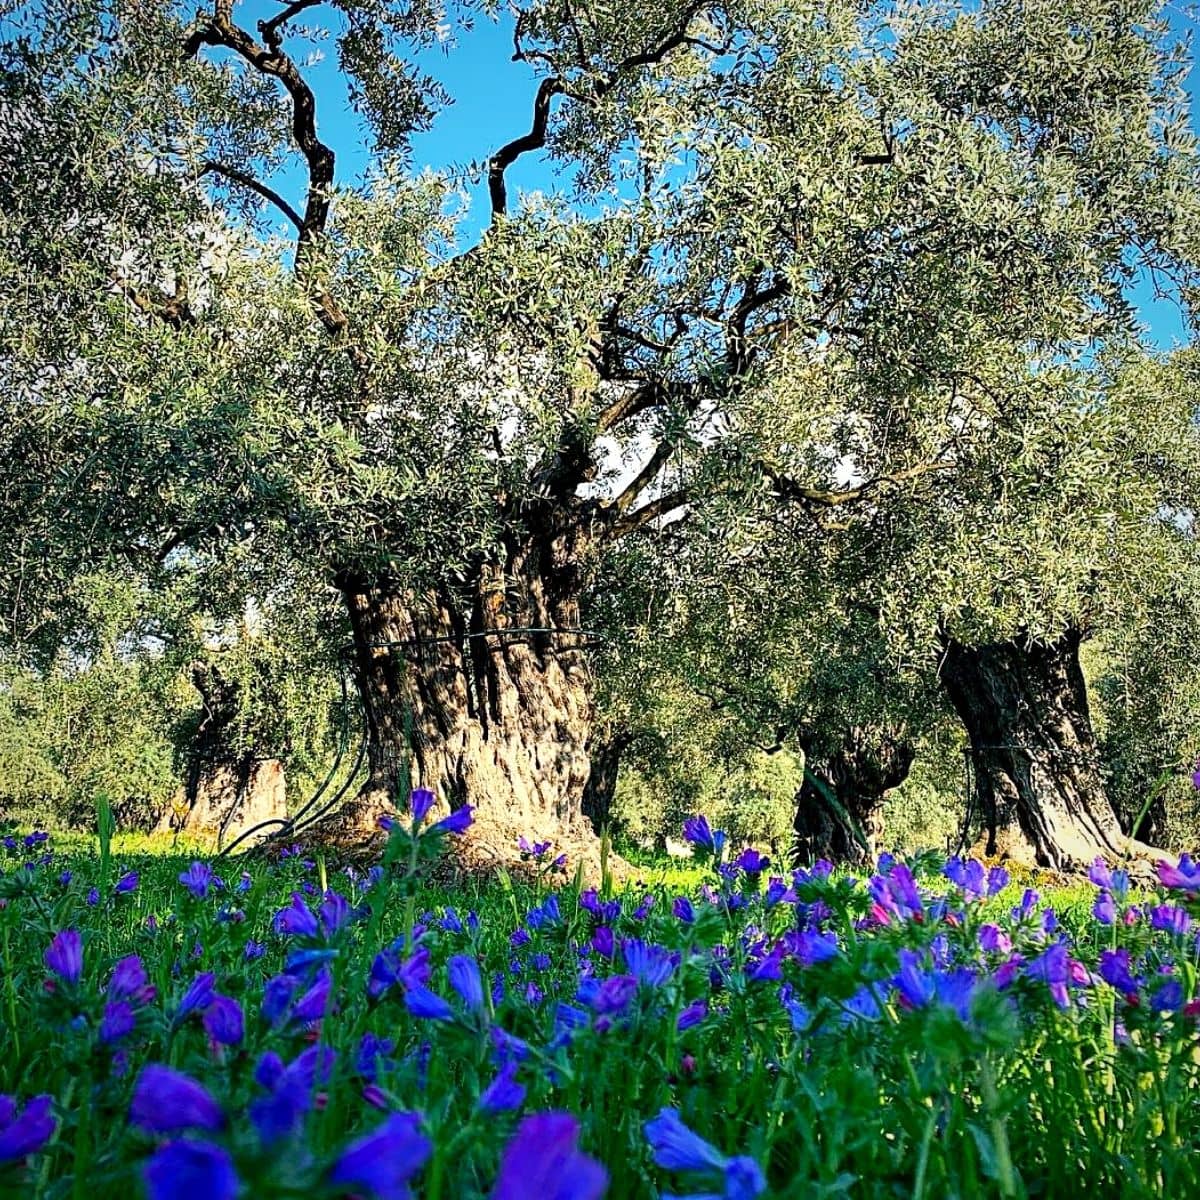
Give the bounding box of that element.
[938,627,1127,869]
[581,727,633,833]
[794,727,914,865]
[335,519,598,855]
[157,664,287,848]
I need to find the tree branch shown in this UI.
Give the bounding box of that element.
[490,3,708,223]
[606,488,690,540]
[763,459,956,510]
[258,0,324,52]
[488,78,564,219]
[198,160,303,229]
[609,437,678,516]
[184,1,360,359]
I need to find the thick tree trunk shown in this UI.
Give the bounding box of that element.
[581,727,633,833]
[794,727,914,865]
[334,520,598,862]
[157,664,287,848]
[938,627,1127,870]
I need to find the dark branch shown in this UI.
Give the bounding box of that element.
[258,0,324,53]
[184,1,356,352]
[114,276,195,328]
[488,78,563,220]
[491,3,708,223]
[198,160,303,229]
[609,438,678,516]
[763,460,956,510]
[607,488,689,540]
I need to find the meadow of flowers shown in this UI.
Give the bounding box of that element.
[2,791,1200,1199]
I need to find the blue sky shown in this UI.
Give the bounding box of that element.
[239,0,1197,348]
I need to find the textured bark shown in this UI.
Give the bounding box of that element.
[157,664,287,848]
[794,727,914,865]
[938,628,1126,869]
[336,519,597,854]
[581,728,633,833]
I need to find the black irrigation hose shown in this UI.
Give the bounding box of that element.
[269,668,353,830]
[217,662,366,859]
[368,626,606,654]
[288,717,370,839]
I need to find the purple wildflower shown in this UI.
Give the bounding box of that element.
[203,995,244,1046]
[143,1140,238,1200]
[734,848,770,875]
[250,1046,335,1145]
[319,891,354,937]
[176,972,216,1023]
[114,871,139,895]
[99,1001,136,1046]
[178,862,216,900]
[677,999,708,1031]
[274,892,320,938]
[262,973,301,1025]
[44,930,82,986]
[1151,978,1184,1013]
[492,1112,607,1200]
[590,975,638,1016]
[130,1066,224,1134]
[107,955,153,1005]
[1025,943,1071,1009]
[430,806,474,836]
[328,1111,432,1200]
[480,1062,526,1112]
[1150,905,1191,937]
[291,968,332,1024]
[0,1095,55,1162]
[1099,949,1142,996]
[1158,854,1200,891]
[356,1034,396,1083]
[410,787,437,823]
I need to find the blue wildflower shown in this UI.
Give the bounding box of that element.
[622,939,679,988]
[405,986,455,1022]
[130,1066,224,1133]
[328,1111,432,1200]
[0,1094,56,1162]
[143,1140,238,1200]
[448,955,486,1015]
[491,1112,607,1200]
[644,1107,765,1199]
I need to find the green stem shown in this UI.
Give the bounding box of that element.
[980,1056,1019,1199]
[913,1106,937,1200]
[2,922,18,1061]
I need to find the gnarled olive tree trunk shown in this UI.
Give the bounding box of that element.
[156,663,287,849]
[581,727,633,834]
[938,627,1127,869]
[794,727,914,865]
[336,518,597,852]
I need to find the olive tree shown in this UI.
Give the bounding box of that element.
[3,0,1197,855]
